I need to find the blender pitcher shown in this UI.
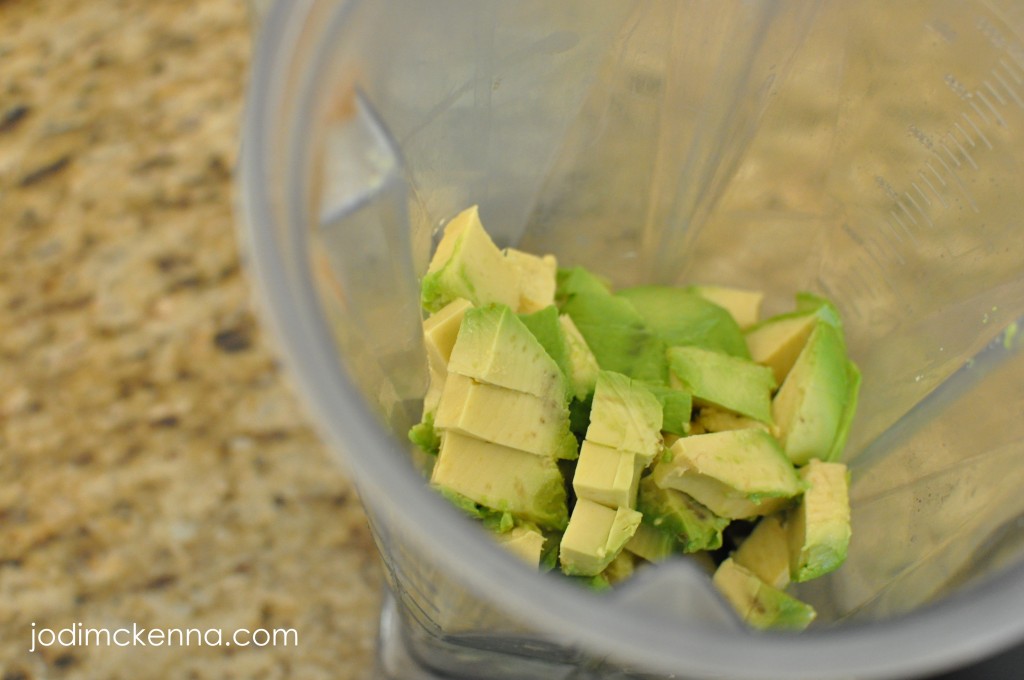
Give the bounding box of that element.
[238,1,1024,678]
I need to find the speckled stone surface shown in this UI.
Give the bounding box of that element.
[0,1,382,678]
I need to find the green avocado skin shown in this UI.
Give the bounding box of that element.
[561,292,669,386]
[617,286,751,359]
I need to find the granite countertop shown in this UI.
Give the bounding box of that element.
[0,1,382,678]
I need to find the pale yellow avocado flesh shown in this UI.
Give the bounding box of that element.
[434,373,577,459]
[422,298,474,415]
[713,558,816,631]
[559,499,642,576]
[447,304,566,400]
[772,321,849,465]
[733,514,792,589]
[691,285,764,330]
[788,460,851,582]
[505,248,557,313]
[745,313,818,386]
[586,371,663,465]
[430,432,567,530]
[652,430,803,519]
[421,205,521,312]
[559,314,600,399]
[573,440,645,509]
[495,526,547,566]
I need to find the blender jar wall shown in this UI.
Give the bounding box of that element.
[239,1,1024,678]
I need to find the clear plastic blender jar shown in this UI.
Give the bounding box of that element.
[239,1,1024,678]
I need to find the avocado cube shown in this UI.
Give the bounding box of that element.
[517,305,576,403]
[696,405,772,435]
[636,476,729,553]
[687,285,764,330]
[643,384,693,436]
[601,550,637,585]
[505,248,557,313]
[559,499,642,576]
[423,298,474,368]
[624,521,678,562]
[772,321,850,465]
[448,304,566,401]
[652,430,804,520]
[495,525,547,567]
[733,514,791,589]
[559,314,600,400]
[573,441,645,509]
[560,291,669,385]
[744,313,818,385]
[788,460,851,583]
[421,298,474,415]
[667,346,776,424]
[431,432,568,531]
[586,371,664,465]
[713,558,816,631]
[827,360,861,462]
[555,266,612,305]
[421,206,521,313]
[617,285,750,358]
[435,374,578,460]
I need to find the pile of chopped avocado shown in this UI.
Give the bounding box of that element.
[409,205,859,631]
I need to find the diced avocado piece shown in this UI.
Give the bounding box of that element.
[435,374,578,460]
[788,460,851,583]
[696,405,771,435]
[560,314,600,400]
[431,432,568,531]
[652,430,804,519]
[438,487,514,531]
[421,206,520,313]
[745,313,818,386]
[636,476,729,553]
[505,248,557,313]
[423,298,474,367]
[586,371,664,465]
[713,558,816,631]
[423,362,447,417]
[555,266,612,305]
[618,286,750,358]
[448,304,566,400]
[667,346,776,424]
[495,525,547,566]
[733,515,791,589]
[687,285,764,330]
[560,292,669,385]
[518,305,575,403]
[794,292,843,329]
[408,411,441,456]
[643,384,693,436]
[772,321,850,465]
[601,550,637,585]
[624,521,677,563]
[559,499,642,576]
[826,360,861,462]
[573,440,645,509]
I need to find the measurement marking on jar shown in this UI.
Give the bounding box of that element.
[983,79,1007,106]
[975,89,1006,127]
[911,181,931,207]
[993,69,1024,108]
[931,150,980,213]
[953,121,976,148]
[874,220,906,263]
[883,215,906,245]
[999,57,1023,83]
[968,99,994,130]
[962,111,993,149]
[918,169,949,209]
[946,132,978,170]
[889,210,918,245]
[939,140,962,168]
[905,191,933,228]
[897,200,919,228]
